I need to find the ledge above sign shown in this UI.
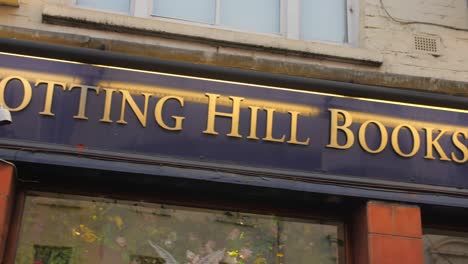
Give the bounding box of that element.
[0,0,18,7]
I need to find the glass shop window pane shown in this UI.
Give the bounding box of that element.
[76,0,131,14]
[15,194,344,264]
[424,231,468,264]
[301,0,348,43]
[33,245,72,264]
[220,0,280,34]
[153,0,216,24]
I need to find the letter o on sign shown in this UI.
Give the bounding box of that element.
[391,124,421,158]
[0,76,32,111]
[358,120,388,154]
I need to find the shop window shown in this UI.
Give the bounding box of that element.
[73,0,353,44]
[130,255,164,264]
[33,245,72,264]
[14,193,345,263]
[424,230,468,264]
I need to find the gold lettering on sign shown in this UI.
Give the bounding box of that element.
[154,96,185,131]
[0,71,466,166]
[287,111,310,145]
[69,84,100,120]
[0,76,32,111]
[451,131,468,164]
[262,108,285,143]
[35,80,66,116]
[99,88,117,123]
[247,106,260,140]
[391,124,421,158]
[117,90,152,127]
[358,120,388,154]
[423,128,451,161]
[327,109,354,149]
[203,93,243,138]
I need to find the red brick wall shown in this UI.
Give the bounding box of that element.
[354,201,424,264]
[0,163,14,262]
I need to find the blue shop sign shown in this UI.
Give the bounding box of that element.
[0,52,466,189]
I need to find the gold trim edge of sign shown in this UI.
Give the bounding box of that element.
[0,51,467,114]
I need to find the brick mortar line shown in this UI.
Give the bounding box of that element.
[369,232,422,239]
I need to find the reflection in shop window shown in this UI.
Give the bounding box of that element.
[15,194,344,263]
[130,254,163,264]
[424,231,468,264]
[33,245,72,264]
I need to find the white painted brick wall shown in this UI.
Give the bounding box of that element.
[363,0,468,81]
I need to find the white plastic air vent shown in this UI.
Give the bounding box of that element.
[413,35,441,55]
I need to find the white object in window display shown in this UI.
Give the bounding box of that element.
[148,240,226,264]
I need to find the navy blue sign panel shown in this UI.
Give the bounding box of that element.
[0,52,466,189]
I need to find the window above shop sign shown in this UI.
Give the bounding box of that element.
[75,0,131,14]
[73,0,356,45]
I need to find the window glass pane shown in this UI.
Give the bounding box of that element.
[76,0,130,14]
[15,194,343,263]
[221,0,280,34]
[153,0,216,24]
[300,0,347,43]
[424,232,468,264]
